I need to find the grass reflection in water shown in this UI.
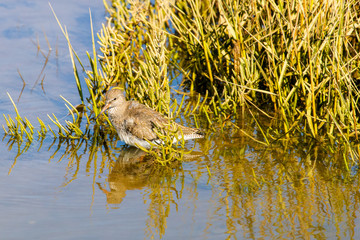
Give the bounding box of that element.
[2,122,358,239]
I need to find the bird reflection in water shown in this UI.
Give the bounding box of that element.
[97,145,202,210]
[97,147,155,208]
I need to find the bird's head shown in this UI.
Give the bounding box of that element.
[98,88,126,116]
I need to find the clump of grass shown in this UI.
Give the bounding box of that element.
[3,93,35,144]
[168,0,360,160]
[98,0,360,164]
[3,0,360,166]
[100,0,173,112]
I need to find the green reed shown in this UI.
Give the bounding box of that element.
[3,0,360,165]
[167,0,360,161]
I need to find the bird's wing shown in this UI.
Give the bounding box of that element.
[123,101,169,141]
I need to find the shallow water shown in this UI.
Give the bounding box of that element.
[1,1,360,240]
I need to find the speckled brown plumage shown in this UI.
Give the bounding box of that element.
[99,88,204,148]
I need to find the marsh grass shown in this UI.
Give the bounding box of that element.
[169,0,360,163]
[3,0,360,166]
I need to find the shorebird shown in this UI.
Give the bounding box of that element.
[99,88,204,149]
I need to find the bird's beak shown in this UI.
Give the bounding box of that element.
[96,103,110,120]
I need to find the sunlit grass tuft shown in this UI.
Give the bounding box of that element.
[3,0,360,166]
